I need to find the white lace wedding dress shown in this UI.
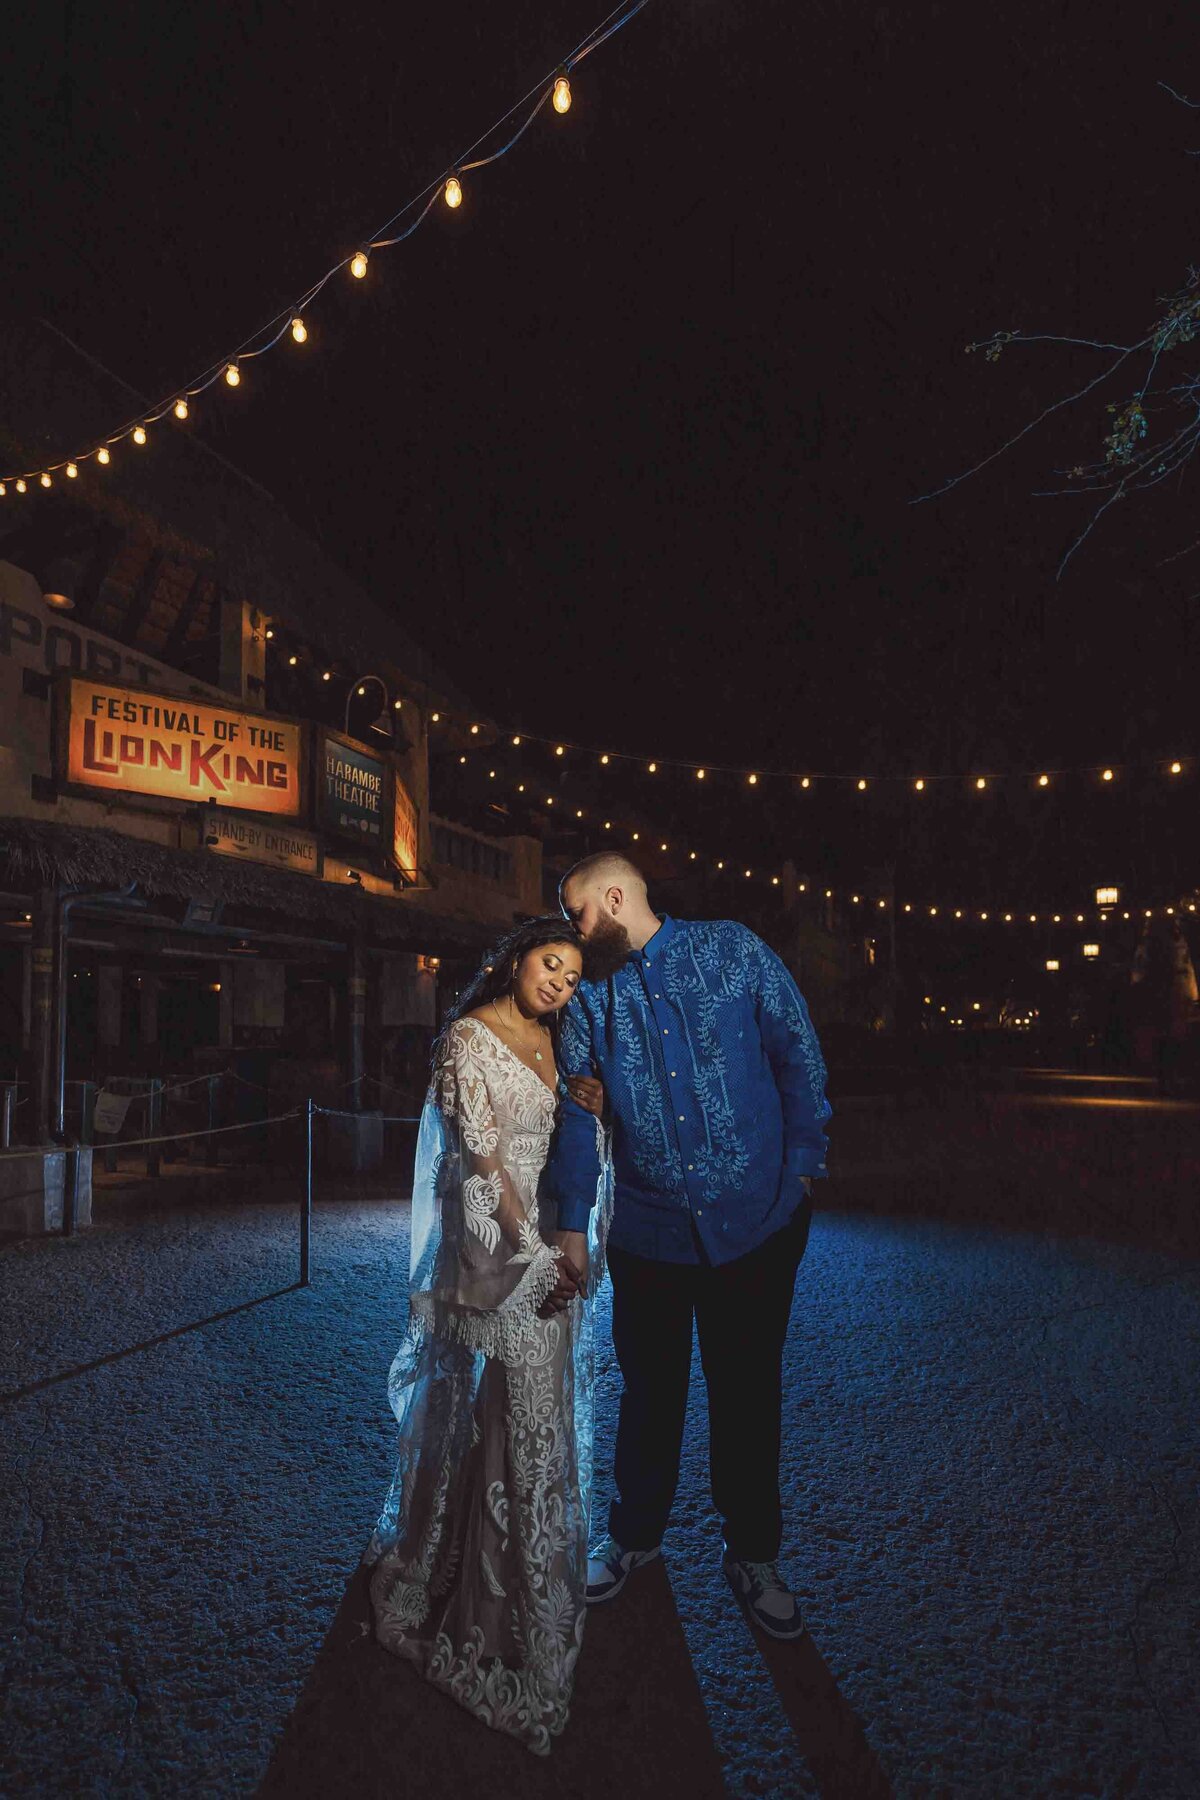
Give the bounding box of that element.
[365,1017,608,1757]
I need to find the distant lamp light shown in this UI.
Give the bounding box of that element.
[555,744,565,756]
[1169,760,1182,775]
[224,363,241,386]
[512,735,521,745]
[600,753,610,765]
[800,776,811,789]
[1037,773,1050,787]
[914,778,925,791]
[1045,959,1060,972]
[980,910,988,920]
[748,773,758,785]
[975,776,987,791]
[972,1001,981,1011]
[393,699,403,711]
[1095,886,1119,907]
[431,711,440,722]
[552,75,572,114]
[857,778,867,791]
[1082,943,1100,959]
[288,653,298,666]
[1101,767,1114,782]
[470,723,480,735]
[291,316,308,343]
[648,761,657,773]
[444,175,463,209]
[322,669,332,681]
[174,398,189,420]
[350,251,369,279]
[696,768,706,780]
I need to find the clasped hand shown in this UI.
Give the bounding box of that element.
[537,1229,590,1316]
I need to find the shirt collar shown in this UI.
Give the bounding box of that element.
[636,914,675,970]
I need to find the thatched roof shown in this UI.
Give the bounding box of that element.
[0,318,474,713]
[0,817,489,952]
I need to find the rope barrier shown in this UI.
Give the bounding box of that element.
[0,1109,302,1163]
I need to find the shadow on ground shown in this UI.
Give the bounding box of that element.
[754,1632,893,1799]
[258,1557,728,1799]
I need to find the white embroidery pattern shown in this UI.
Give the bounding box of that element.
[367,1019,591,1757]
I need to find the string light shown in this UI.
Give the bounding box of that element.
[553,75,572,113]
[1102,768,1114,782]
[15,479,27,493]
[696,769,706,780]
[444,175,463,209]
[350,251,369,279]
[857,779,867,791]
[1170,760,1182,775]
[133,425,147,445]
[800,777,810,789]
[648,761,657,773]
[975,776,987,791]
[555,745,565,756]
[512,735,521,746]
[96,449,110,465]
[66,462,77,479]
[288,654,298,666]
[174,398,189,420]
[600,754,610,765]
[747,773,758,785]
[224,363,241,387]
[914,778,925,791]
[291,317,308,343]
[1038,774,1050,787]
[39,473,51,488]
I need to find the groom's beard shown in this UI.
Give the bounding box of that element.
[581,914,633,982]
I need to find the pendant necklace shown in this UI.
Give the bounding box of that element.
[492,999,546,1062]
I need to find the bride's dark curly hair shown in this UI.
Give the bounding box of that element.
[432,914,585,1065]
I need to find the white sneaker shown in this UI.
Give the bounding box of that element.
[585,1537,661,1605]
[723,1552,807,1641]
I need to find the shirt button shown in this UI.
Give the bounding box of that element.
[654,993,660,999]
[678,1115,685,1122]
[670,1070,677,1077]
[687,1163,694,1171]
[662,1028,669,1035]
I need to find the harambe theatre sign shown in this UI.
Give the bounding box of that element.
[62,677,304,816]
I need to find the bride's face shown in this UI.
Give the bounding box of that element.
[514,942,583,1018]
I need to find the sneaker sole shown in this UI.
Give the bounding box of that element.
[585,1545,662,1606]
[723,1566,808,1641]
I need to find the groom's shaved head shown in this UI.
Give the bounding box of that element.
[560,853,647,902]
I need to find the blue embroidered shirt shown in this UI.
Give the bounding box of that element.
[545,915,831,1266]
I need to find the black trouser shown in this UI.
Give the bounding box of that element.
[606,1204,810,1562]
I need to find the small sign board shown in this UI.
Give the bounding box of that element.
[93,1089,133,1135]
[206,812,320,875]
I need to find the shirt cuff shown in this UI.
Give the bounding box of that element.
[556,1193,595,1233]
[785,1147,827,1179]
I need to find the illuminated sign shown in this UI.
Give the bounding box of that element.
[206,812,319,875]
[63,678,303,816]
[318,730,386,846]
[392,775,419,880]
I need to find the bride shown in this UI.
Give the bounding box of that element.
[365,916,611,1756]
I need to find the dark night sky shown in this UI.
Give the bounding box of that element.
[5,0,1198,905]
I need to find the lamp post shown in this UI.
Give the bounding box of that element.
[343,674,395,741]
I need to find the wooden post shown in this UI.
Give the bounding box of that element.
[28,887,58,1144]
[147,1079,163,1178]
[347,935,367,1113]
[302,1097,314,1287]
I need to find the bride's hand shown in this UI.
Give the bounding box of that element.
[536,1230,589,1315]
[566,1074,605,1118]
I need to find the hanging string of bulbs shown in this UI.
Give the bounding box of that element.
[0,0,648,495]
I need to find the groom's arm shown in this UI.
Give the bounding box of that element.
[546,997,603,1232]
[746,927,832,1180]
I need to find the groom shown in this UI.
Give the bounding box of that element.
[545,853,831,1641]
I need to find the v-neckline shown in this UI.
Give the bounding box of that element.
[466,1016,559,1097]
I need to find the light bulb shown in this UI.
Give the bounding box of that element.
[265,628,275,640]
[648,761,657,773]
[690,851,697,860]
[291,317,308,344]
[696,768,706,780]
[444,175,462,209]
[600,753,610,765]
[40,473,52,488]
[975,776,987,790]
[773,876,781,886]
[1102,768,1114,782]
[490,770,497,779]
[857,778,867,791]
[512,735,521,746]
[980,911,988,920]
[393,699,403,711]
[470,724,479,735]
[555,745,565,756]
[15,479,27,493]
[350,251,368,279]
[800,776,810,788]
[1038,773,1049,787]
[661,842,668,852]
[914,778,925,791]
[578,809,585,818]
[552,75,572,114]
[322,670,332,681]
[225,363,240,386]
[357,685,366,696]
[97,448,110,466]
[1169,760,1182,774]
[748,772,758,785]
[174,398,189,420]
[0,483,6,497]
[604,820,611,829]
[744,869,752,879]
[431,712,440,722]
[66,462,78,479]
[133,425,147,445]
[288,654,298,666]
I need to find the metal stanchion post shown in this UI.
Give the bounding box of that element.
[62,1144,79,1237]
[147,1080,162,1179]
[302,1097,314,1287]
[205,1075,219,1167]
[1,1085,12,1150]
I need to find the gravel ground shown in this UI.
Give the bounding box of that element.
[2,1157,1198,1798]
